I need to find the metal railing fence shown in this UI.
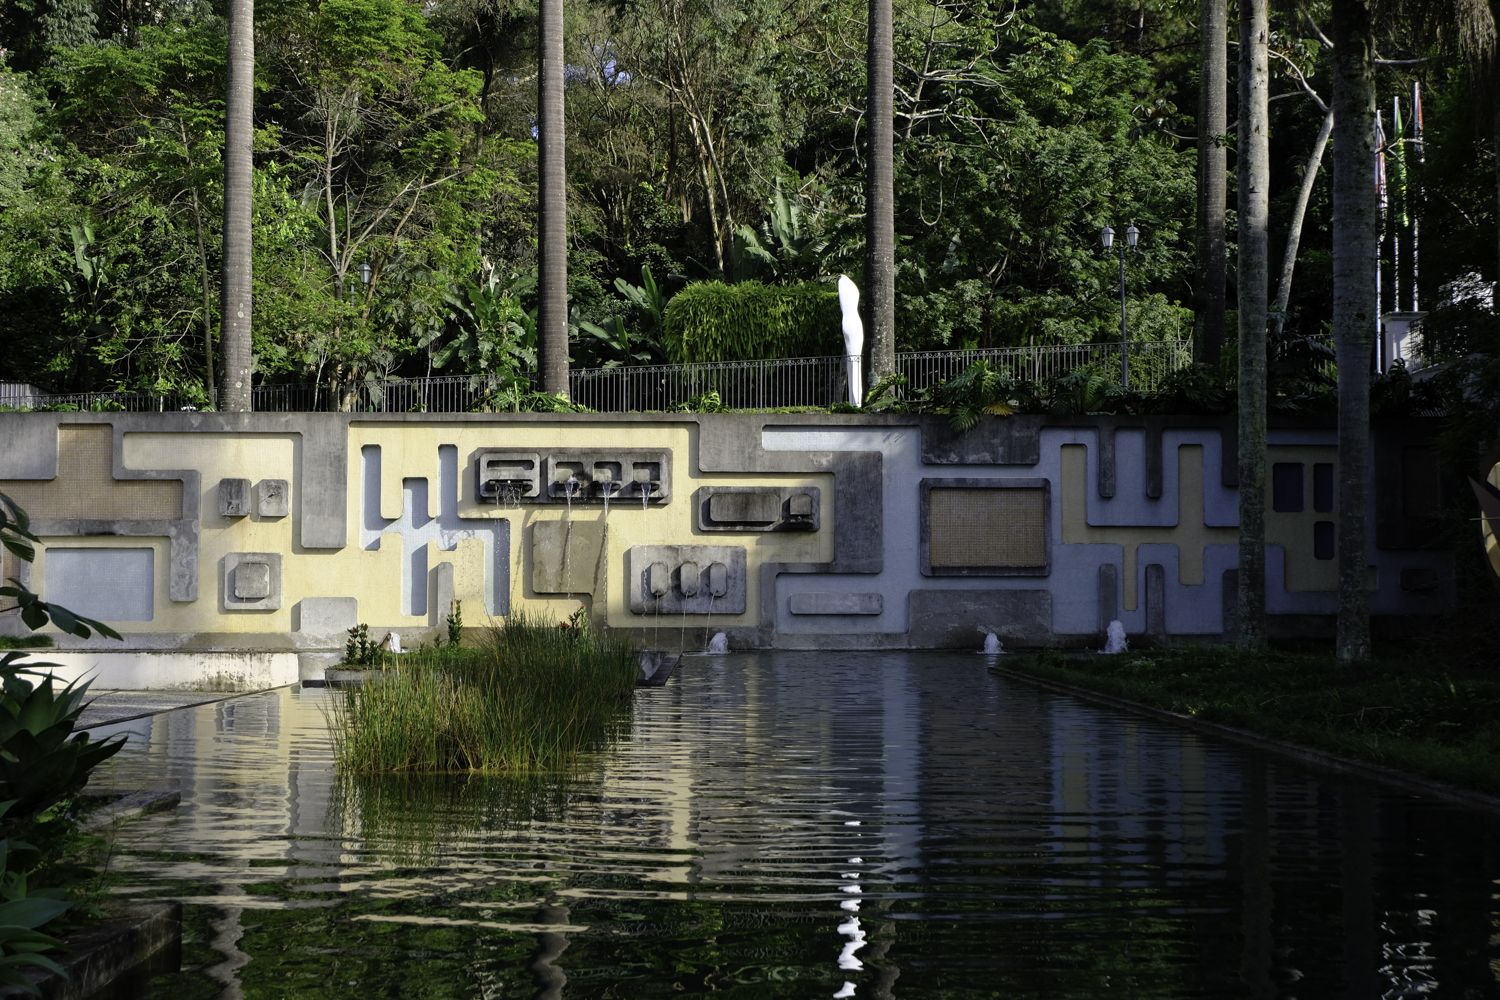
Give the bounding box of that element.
[1,340,1193,414]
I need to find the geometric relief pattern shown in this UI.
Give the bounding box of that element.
[1060,443,1237,612]
[360,444,509,618]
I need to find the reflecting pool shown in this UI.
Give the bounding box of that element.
[90,652,1500,998]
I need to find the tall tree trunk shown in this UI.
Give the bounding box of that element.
[1271,108,1334,339]
[1492,75,1500,311]
[1332,0,1379,663]
[537,0,569,398]
[866,0,896,381]
[219,0,253,412]
[1194,0,1228,366]
[1236,0,1269,650]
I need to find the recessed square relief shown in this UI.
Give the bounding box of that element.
[223,552,282,611]
[45,547,154,622]
[921,479,1049,576]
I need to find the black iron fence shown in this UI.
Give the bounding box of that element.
[1,340,1192,414]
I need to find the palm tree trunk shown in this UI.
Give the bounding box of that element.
[1236,0,1269,650]
[1271,108,1334,339]
[1492,79,1500,311]
[537,0,569,398]
[219,0,254,412]
[1331,0,1379,664]
[1194,0,1228,366]
[866,0,896,381]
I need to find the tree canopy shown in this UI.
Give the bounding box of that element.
[0,0,1494,399]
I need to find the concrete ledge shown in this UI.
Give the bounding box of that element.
[10,901,181,999]
[31,652,299,691]
[991,665,1500,817]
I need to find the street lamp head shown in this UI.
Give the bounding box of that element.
[1100,226,1114,251]
[359,261,374,285]
[1125,224,1140,250]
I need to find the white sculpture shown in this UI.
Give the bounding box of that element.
[837,275,864,408]
[381,631,402,654]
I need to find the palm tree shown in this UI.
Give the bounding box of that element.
[537,0,569,398]
[1237,0,1269,649]
[866,0,895,382]
[1194,0,1227,366]
[1330,0,1379,663]
[220,0,254,412]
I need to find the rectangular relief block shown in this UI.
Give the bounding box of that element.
[694,486,820,532]
[544,450,671,504]
[788,592,882,615]
[255,479,289,518]
[218,478,251,517]
[530,520,604,595]
[626,544,745,615]
[476,451,541,502]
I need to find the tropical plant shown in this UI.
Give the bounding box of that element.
[918,361,1036,433]
[0,801,71,994]
[429,274,535,403]
[731,183,832,282]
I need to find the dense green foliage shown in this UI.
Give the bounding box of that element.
[330,615,638,774]
[2,0,1487,401]
[662,281,840,363]
[1006,644,1500,796]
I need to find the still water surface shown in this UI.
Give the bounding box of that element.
[91,652,1500,998]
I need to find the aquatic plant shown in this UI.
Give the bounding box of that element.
[329,613,638,774]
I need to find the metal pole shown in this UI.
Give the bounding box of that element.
[1118,248,1130,388]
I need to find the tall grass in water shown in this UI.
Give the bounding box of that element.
[330,614,639,774]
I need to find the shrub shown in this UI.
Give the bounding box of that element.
[661,280,841,363]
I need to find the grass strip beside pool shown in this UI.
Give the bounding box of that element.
[1003,647,1500,797]
[329,615,639,774]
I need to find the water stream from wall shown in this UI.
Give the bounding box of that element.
[89,652,1500,999]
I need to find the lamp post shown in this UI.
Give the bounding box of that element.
[1100,223,1140,388]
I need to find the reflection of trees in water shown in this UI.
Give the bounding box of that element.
[333,772,587,864]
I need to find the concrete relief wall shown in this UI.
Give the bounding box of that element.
[0,412,1455,681]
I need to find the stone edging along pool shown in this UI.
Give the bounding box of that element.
[989,665,1500,817]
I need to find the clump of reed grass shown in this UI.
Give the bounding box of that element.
[329,613,639,774]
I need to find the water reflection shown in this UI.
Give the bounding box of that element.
[89,651,1500,998]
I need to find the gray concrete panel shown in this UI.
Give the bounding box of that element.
[907,589,1052,647]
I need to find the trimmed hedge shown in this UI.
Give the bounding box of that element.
[661,280,842,363]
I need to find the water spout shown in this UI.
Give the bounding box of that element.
[1101,620,1128,654]
[982,633,1002,656]
[707,631,728,654]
